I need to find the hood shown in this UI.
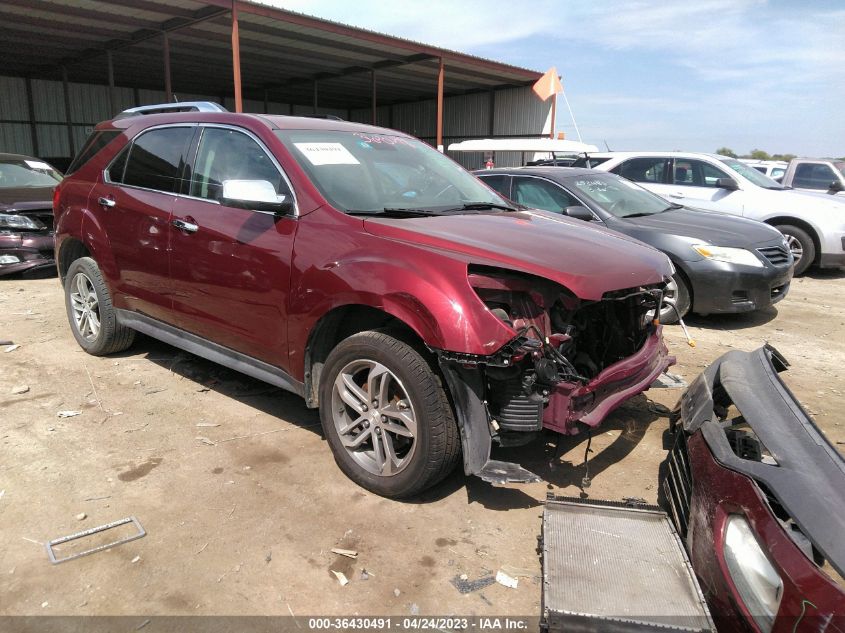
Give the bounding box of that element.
[0,186,55,211]
[621,207,783,247]
[363,210,672,301]
[754,187,845,213]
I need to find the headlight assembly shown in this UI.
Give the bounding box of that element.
[692,244,763,267]
[0,213,44,231]
[723,516,783,633]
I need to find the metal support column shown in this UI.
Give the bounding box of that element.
[371,69,377,125]
[436,58,444,151]
[24,77,38,156]
[163,32,172,102]
[106,50,116,116]
[61,66,74,158]
[231,1,243,113]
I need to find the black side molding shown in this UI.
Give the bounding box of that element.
[115,309,305,398]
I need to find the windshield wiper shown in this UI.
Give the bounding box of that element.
[622,211,659,218]
[347,208,446,217]
[452,201,518,211]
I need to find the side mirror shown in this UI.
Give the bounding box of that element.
[221,179,292,215]
[829,180,844,193]
[564,205,594,221]
[715,178,739,191]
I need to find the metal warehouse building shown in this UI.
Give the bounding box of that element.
[0,0,551,171]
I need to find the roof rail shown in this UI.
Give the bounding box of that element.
[115,101,228,119]
[299,114,344,121]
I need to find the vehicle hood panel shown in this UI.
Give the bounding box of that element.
[364,210,672,300]
[623,208,782,247]
[0,186,55,208]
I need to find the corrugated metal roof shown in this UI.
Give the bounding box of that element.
[2,0,541,109]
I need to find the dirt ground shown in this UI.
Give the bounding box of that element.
[1,270,843,618]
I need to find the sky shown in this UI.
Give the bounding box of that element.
[258,0,844,157]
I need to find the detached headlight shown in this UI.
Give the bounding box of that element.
[692,244,763,267]
[0,213,43,231]
[724,516,783,633]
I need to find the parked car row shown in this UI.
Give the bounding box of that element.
[475,167,792,322]
[569,151,845,275]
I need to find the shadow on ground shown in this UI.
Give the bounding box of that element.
[684,305,778,331]
[107,334,671,510]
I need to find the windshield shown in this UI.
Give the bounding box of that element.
[718,158,783,189]
[0,158,62,189]
[275,130,509,214]
[565,173,673,218]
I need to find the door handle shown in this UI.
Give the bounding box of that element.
[172,218,199,233]
[98,196,116,208]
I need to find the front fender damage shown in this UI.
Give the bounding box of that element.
[433,271,675,484]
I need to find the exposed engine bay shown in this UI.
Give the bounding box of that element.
[453,266,668,439]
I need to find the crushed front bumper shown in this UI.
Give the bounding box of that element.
[664,346,845,632]
[0,231,55,276]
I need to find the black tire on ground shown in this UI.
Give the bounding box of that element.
[318,330,461,498]
[64,256,135,356]
[659,271,691,324]
[775,224,815,276]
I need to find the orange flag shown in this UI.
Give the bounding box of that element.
[532,67,563,101]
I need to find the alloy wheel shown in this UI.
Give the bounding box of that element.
[784,234,803,264]
[69,272,100,342]
[331,359,418,476]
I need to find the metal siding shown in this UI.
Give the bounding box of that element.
[69,82,112,124]
[391,100,436,139]
[443,92,490,137]
[36,124,70,158]
[0,124,34,156]
[138,89,168,105]
[0,76,29,120]
[493,86,550,136]
[32,79,67,123]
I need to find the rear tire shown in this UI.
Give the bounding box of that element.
[64,257,135,356]
[775,224,814,275]
[318,330,460,498]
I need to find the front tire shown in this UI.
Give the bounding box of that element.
[775,224,815,275]
[318,330,460,498]
[64,257,135,355]
[659,272,691,324]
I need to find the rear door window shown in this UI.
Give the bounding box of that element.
[612,157,669,183]
[122,126,194,193]
[477,174,511,198]
[512,177,580,212]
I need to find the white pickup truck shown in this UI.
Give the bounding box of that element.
[780,158,845,195]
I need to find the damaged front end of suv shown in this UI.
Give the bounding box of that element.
[664,346,845,632]
[437,265,674,484]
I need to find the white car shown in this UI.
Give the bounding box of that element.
[575,151,845,274]
[738,159,788,182]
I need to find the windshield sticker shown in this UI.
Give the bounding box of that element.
[25,160,53,170]
[575,179,608,192]
[353,133,412,146]
[293,142,360,166]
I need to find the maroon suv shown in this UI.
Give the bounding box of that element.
[54,102,674,497]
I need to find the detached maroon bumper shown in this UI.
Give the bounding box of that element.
[543,328,675,435]
[0,231,55,276]
[664,346,845,633]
